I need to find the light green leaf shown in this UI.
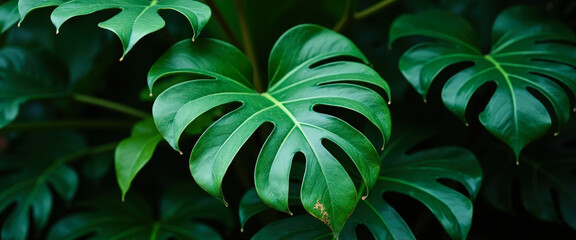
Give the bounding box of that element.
[0,131,84,240]
[17,0,65,25]
[389,6,576,158]
[0,0,18,33]
[50,0,211,60]
[115,118,163,201]
[150,24,391,235]
[47,183,233,240]
[0,46,68,129]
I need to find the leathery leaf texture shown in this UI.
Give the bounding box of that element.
[389,6,576,158]
[50,0,211,60]
[149,24,391,235]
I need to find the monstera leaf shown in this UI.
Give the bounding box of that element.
[249,130,482,239]
[389,6,576,158]
[150,24,391,234]
[0,46,68,129]
[0,131,84,240]
[0,0,18,33]
[483,120,576,230]
[50,0,211,60]
[47,183,233,240]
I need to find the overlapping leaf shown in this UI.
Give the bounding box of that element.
[389,6,576,158]
[0,131,84,240]
[50,0,211,60]
[483,119,576,230]
[47,183,233,240]
[150,24,391,235]
[249,130,482,239]
[17,0,65,24]
[0,46,68,129]
[0,0,18,33]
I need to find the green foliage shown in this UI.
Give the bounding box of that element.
[0,46,67,128]
[47,183,233,240]
[244,130,482,239]
[1,1,576,239]
[50,0,211,60]
[0,131,84,240]
[150,24,391,235]
[389,6,576,158]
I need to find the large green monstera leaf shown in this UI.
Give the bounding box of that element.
[150,24,391,234]
[0,46,67,129]
[0,0,18,33]
[0,131,84,240]
[50,0,211,60]
[248,130,482,239]
[47,183,233,240]
[389,6,576,158]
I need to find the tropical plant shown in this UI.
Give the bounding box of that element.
[1,0,575,239]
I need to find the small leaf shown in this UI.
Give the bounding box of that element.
[50,0,211,60]
[389,6,576,158]
[252,215,333,240]
[0,0,19,33]
[0,46,68,129]
[239,189,269,231]
[150,24,391,235]
[115,118,163,201]
[47,183,232,240]
[0,131,84,240]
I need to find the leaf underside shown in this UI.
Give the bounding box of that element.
[389,6,576,158]
[150,24,391,235]
[50,0,211,59]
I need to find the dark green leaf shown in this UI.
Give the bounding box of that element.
[50,0,211,60]
[483,120,576,230]
[0,46,68,129]
[252,215,332,240]
[47,183,232,240]
[115,118,163,201]
[0,131,84,240]
[389,6,576,158]
[239,188,270,231]
[0,0,18,33]
[150,24,391,235]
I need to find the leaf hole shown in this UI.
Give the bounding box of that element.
[321,139,364,190]
[381,192,449,239]
[526,87,560,132]
[427,61,475,104]
[464,81,496,127]
[437,178,470,197]
[529,69,576,112]
[313,104,372,135]
[354,224,376,240]
[308,55,365,69]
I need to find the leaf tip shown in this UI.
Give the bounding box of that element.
[179,151,183,155]
[554,132,559,137]
[465,122,469,127]
[56,29,59,34]
[149,92,153,97]
[515,160,519,166]
[240,228,244,233]
[423,99,427,103]
[17,23,21,28]
[119,56,124,62]
[361,195,367,200]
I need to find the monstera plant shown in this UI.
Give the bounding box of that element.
[1,0,575,239]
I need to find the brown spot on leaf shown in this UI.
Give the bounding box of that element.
[313,199,330,226]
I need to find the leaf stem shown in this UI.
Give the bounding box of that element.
[333,0,400,32]
[1,119,135,132]
[234,0,264,92]
[72,93,150,119]
[205,0,241,49]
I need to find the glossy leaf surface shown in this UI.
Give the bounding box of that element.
[50,0,211,60]
[252,130,482,239]
[150,24,391,235]
[0,131,83,240]
[115,118,163,200]
[47,183,232,240]
[389,6,576,157]
[0,46,67,129]
[17,0,65,24]
[0,0,18,33]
